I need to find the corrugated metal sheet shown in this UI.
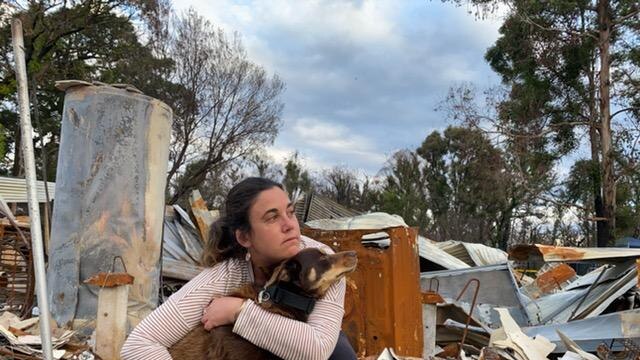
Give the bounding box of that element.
[420,264,530,328]
[295,193,361,223]
[523,309,640,352]
[162,205,204,281]
[434,241,474,265]
[418,238,470,270]
[305,211,406,230]
[523,261,637,325]
[0,176,55,203]
[305,212,470,270]
[510,244,640,262]
[435,241,508,267]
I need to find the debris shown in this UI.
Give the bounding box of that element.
[162,205,204,282]
[522,309,640,353]
[510,244,640,262]
[521,264,577,299]
[83,257,133,360]
[556,330,599,360]
[0,314,74,359]
[372,347,423,360]
[490,308,555,360]
[421,264,529,328]
[188,190,217,245]
[434,240,508,267]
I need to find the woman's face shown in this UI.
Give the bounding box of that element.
[238,187,301,266]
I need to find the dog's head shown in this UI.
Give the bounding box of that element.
[266,248,358,298]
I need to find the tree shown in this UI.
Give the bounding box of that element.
[248,150,283,180]
[164,9,284,204]
[419,127,516,246]
[0,0,169,179]
[439,84,557,247]
[379,150,430,235]
[282,152,313,202]
[462,0,640,245]
[320,167,359,208]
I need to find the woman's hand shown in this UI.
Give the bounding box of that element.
[201,297,245,330]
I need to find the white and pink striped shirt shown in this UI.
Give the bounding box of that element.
[120,236,345,360]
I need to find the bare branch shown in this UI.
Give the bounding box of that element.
[610,106,640,120]
[515,11,599,41]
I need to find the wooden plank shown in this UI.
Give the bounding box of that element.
[95,286,129,360]
[189,190,216,245]
[422,304,437,358]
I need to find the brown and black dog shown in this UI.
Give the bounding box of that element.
[168,248,358,360]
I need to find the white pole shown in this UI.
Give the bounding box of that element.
[11,18,54,360]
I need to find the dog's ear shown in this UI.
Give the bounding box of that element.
[285,259,301,275]
[265,262,290,287]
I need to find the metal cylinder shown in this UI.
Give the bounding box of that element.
[47,82,172,330]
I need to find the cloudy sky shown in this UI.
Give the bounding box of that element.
[174,0,504,176]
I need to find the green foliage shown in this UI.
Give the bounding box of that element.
[282,152,314,200]
[379,150,429,232]
[446,0,640,245]
[0,0,171,179]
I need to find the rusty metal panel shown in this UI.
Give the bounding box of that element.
[521,264,577,299]
[47,82,172,329]
[510,244,640,262]
[302,226,423,358]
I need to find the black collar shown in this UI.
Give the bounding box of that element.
[258,282,316,315]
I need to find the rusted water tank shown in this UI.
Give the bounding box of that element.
[47,81,172,330]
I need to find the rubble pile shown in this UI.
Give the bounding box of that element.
[0,194,637,359]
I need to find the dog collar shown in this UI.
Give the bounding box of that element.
[257,283,316,315]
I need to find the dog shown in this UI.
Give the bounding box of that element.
[168,247,358,359]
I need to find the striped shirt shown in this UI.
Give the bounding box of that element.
[120,236,345,360]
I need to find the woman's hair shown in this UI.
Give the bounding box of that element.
[201,177,284,266]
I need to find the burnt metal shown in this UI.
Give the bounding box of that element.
[455,278,480,355]
[422,278,444,304]
[302,226,423,359]
[0,224,35,318]
[48,83,172,328]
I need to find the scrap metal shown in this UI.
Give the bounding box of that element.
[510,244,640,262]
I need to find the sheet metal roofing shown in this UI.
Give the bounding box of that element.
[0,176,55,203]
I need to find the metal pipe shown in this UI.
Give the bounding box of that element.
[11,18,54,360]
[568,264,611,321]
[455,278,480,357]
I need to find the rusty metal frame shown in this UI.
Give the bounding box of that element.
[303,226,423,358]
[0,224,35,318]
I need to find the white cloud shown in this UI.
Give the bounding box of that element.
[290,117,386,163]
[174,0,504,175]
[264,145,335,173]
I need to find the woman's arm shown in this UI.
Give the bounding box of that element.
[120,299,190,360]
[120,266,227,359]
[232,277,346,360]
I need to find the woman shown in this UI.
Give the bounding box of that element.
[121,177,356,360]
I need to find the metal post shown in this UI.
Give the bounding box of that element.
[11,18,54,360]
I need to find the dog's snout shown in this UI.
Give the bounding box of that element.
[340,251,358,269]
